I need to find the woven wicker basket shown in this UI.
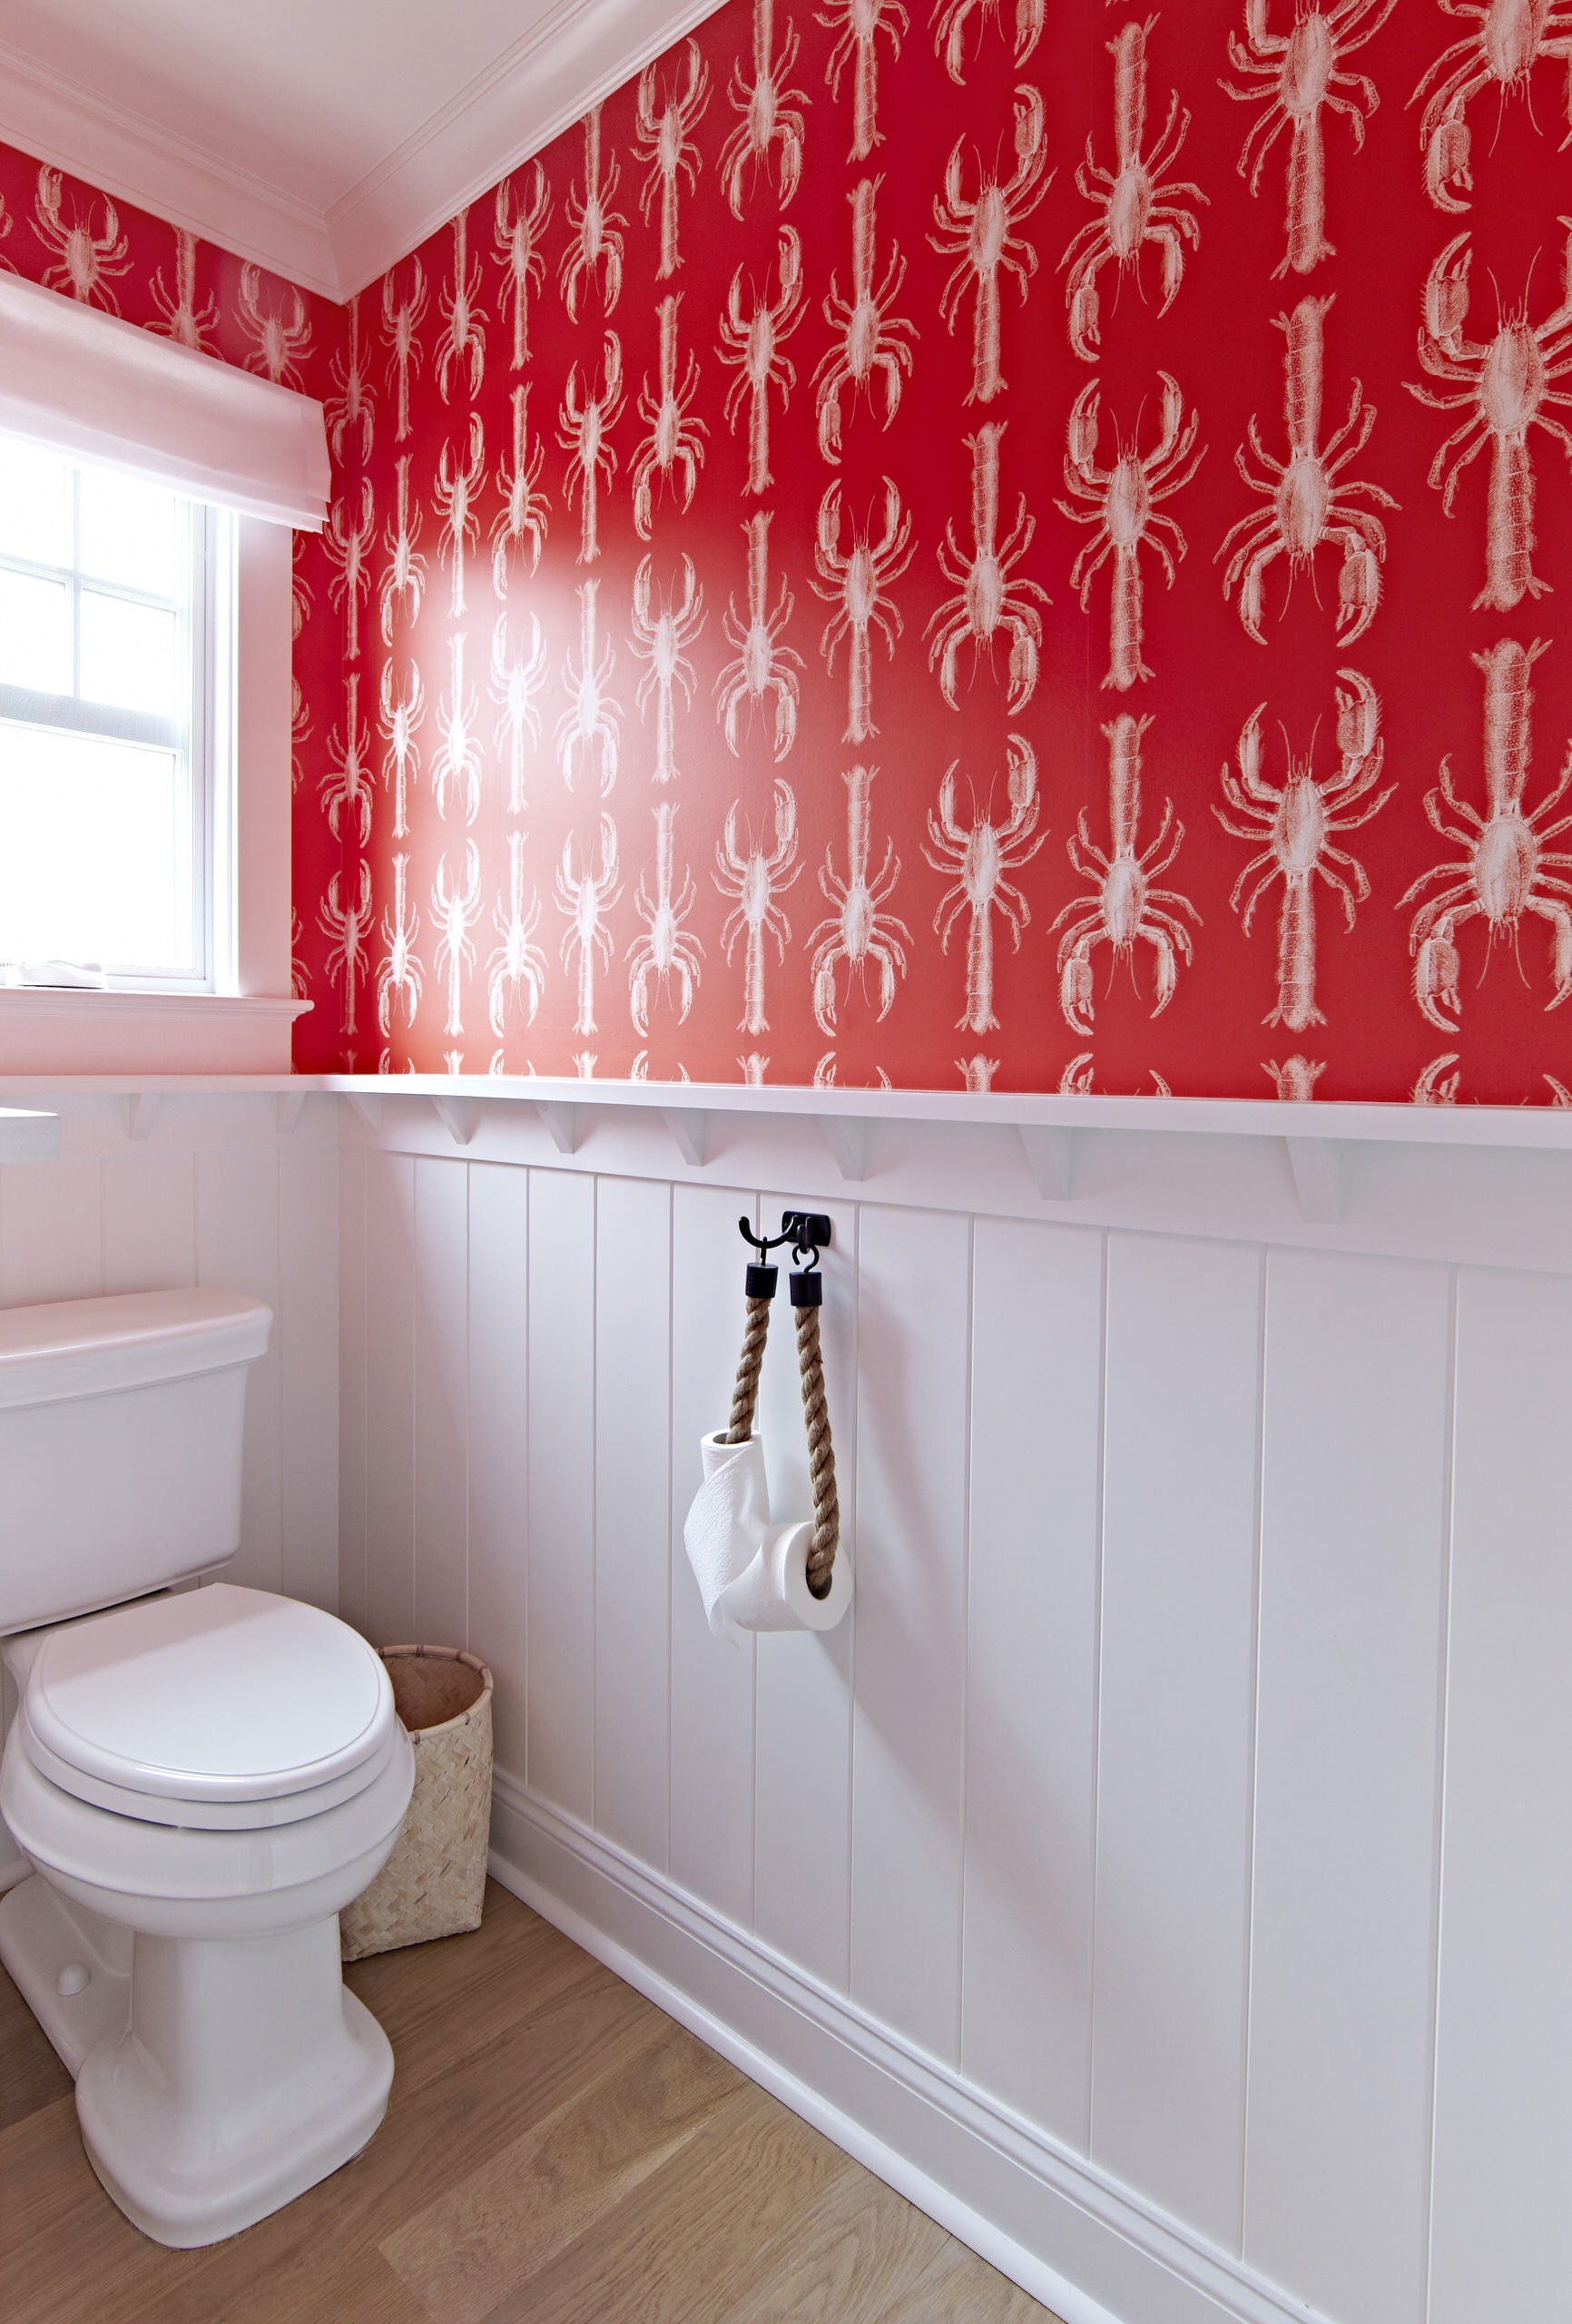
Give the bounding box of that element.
[339,1644,493,1962]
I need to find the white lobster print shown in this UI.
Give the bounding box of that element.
[560,106,626,320]
[1402,638,1572,1031]
[1059,373,1204,692]
[924,734,1045,1034]
[238,261,312,387]
[715,780,801,1033]
[379,456,427,645]
[635,42,711,278]
[321,671,374,845]
[326,295,375,464]
[324,482,375,664]
[1412,226,1572,613]
[490,610,549,815]
[1220,293,1397,645]
[1062,15,1206,362]
[434,415,486,618]
[957,1054,997,1090]
[557,816,624,1035]
[491,385,550,590]
[931,86,1052,405]
[150,228,217,351]
[723,0,809,212]
[494,164,551,368]
[487,829,547,1036]
[927,421,1046,712]
[716,512,803,758]
[629,803,705,1032]
[319,862,375,1038]
[381,257,428,443]
[378,854,425,1036]
[32,168,128,310]
[1264,1054,1327,1100]
[814,176,916,463]
[290,675,310,795]
[1215,667,1392,1031]
[719,228,806,493]
[434,208,486,401]
[557,579,622,795]
[632,556,706,786]
[813,477,915,743]
[931,0,1044,87]
[1223,0,1394,278]
[1412,0,1572,215]
[432,634,485,824]
[378,656,426,840]
[433,844,484,1037]
[1053,714,1200,1034]
[558,333,624,563]
[811,763,911,1032]
[633,295,708,537]
[819,0,907,160]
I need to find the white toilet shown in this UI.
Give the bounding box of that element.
[0,1287,415,2249]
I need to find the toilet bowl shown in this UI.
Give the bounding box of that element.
[0,1290,415,2248]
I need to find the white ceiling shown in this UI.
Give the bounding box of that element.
[0,0,723,298]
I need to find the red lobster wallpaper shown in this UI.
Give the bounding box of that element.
[12,0,1572,1103]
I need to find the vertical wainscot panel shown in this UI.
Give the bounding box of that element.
[196,1146,282,1598]
[336,1142,368,1631]
[466,1163,529,1777]
[668,1182,759,1930]
[1429,1267,1572,2324]
[753,1186,858,1995]
[0,1151,102,1305]
[963,1218,1104,2150]
[1091,1233,1261,2248]
[526,1167,596,1820]
[362,1150,417,1646]
[102,1147,195,1293]
[850,1204,971,2066]
[593,1175,673,1874]
[412,1157,469,1649]
[1245,1249,1451,2324]
[279,1137,339,1612]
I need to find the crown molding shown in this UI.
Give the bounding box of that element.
[326,0,730,296]
[0,0,732,310]
[0,36,340,297]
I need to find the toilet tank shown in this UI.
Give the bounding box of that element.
[0,1289,272,1635]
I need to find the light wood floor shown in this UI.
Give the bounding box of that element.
[0,1879,1063,2324]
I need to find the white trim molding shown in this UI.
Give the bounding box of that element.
[0,992,308,1075]
[488,1774,1325,2324]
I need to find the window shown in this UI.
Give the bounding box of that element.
[0,436,234,989]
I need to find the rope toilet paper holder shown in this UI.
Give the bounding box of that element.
[679,1211,849,1640]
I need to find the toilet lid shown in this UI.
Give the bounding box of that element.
[23,1584,396,1807]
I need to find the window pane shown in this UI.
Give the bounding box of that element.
[0,438,73,569]
[81,591,181,721]
[0,572,72,694]
[0,724,188,971]
[79,468,182,598]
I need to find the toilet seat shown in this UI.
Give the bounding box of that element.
[20,1584,397,1832]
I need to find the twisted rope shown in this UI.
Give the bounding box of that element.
[794,1299,840,1599]
[722,1295,772,1443]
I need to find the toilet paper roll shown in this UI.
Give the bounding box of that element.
[713,1518,851,1635]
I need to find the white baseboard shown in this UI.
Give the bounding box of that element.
[487,1772,1321,2324]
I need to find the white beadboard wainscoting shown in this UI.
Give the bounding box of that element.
[0,1086,340,1888]
[336,1089,1572,2324]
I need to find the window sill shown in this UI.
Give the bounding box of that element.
[0,990,309,1075]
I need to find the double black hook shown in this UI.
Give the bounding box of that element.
[739,1210,832,1270]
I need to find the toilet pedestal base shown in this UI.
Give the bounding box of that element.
[0,1873,393,2248]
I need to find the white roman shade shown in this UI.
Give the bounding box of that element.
[0,272,329,529]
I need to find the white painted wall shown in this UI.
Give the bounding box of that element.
[0,1088,339,1885]
[339,1098,1572,2324]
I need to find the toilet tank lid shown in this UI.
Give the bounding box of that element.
[0,1288,270,1409]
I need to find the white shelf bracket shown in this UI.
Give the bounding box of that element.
[536,1100,578,1156]
[346,1092,383,1134]
[431,1095,480,1147]
[1285,1137,1343,1224]
[662,1108,710,1168]
[127,1093,160,1143]
[274,1089,308,1137]
[1017,1125,1077,1202]
[818,1115,868,1183]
